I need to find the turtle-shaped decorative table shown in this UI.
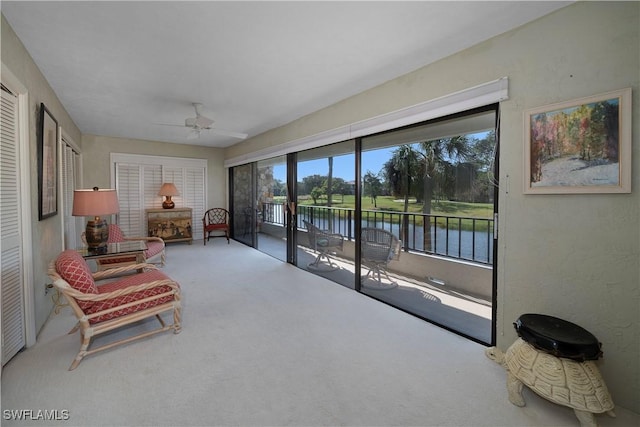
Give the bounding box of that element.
[486,314,615,427]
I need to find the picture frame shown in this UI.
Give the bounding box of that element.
[524,87,631,194]
[38,103,59,220]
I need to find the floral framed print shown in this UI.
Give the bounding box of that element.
[524,88,631,194]
[38,103,59,220]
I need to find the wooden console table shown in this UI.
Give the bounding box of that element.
[146,207,193,244]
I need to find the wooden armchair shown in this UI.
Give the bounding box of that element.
[48,250,181,370]
[202,208,230,245]
[303,220,344,271]
[92,224,166,271]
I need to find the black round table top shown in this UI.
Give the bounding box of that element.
[514,313,602,361]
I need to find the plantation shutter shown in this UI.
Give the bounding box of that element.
[143,164,163,210]
[115,163,143,236]
[184,167,206,239]
[1,86,25,365]
[116,162,164,236]
[112,154,206,239]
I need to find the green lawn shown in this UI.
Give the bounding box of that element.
[296,195,492,217]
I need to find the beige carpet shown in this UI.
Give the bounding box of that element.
[2,241,638,426]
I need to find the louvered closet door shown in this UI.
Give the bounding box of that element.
[1,87,25,365]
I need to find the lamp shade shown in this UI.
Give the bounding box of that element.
[72,187,120,217]
[158,183,179,196]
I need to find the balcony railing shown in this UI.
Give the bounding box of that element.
[260,203,494,265]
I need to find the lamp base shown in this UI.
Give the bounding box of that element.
[85,219,109,251]
[162,196,175,209]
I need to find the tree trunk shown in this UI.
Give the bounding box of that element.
[327,157,333,231]
[422,175,434,252]
[402,157,410,248]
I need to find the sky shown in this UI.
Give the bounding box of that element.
[273,148,394,182]
[273,131,491,182]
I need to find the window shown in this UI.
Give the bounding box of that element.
[111,154,207,240]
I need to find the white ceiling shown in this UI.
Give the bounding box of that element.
[2,1,571,148]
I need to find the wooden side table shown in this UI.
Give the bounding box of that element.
[146,207,193,244]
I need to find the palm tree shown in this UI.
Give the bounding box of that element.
[363,170,382,207]
[326,156,334,231]
[383,146,421,209]
[418,136,470,251]
[417,136,470,219]
[384,137,470,252]
[382,145,421,247]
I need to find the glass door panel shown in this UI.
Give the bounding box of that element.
[256,156,287,261]
[231,163,255,246]
[295,140,356,289]
[360,108,497,343]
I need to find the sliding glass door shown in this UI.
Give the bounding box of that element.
[228,105,498,344]
[256,156,287,261]
[360,107,497,343]
[296,140,356,289]
[230,163,255,246]
[230,157,288,262]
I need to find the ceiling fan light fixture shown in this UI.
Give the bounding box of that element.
[156,102,246,140]
[194,116,214,128]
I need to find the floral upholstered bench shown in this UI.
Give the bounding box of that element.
[48,249,181,370]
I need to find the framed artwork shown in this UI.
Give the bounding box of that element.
[524,87,631,194]
[38,103,59,220]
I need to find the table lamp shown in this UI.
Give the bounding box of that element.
[72,187,120,252]
[158,183,179,209]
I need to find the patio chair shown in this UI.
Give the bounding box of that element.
[202,208,230,245]
[303,219,344,271]
[48,250,181,370]
[361,227,401,289]
[92,224,166,271]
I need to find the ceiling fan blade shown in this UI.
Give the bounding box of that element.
[154,123,187,128]
[205,127,248,140]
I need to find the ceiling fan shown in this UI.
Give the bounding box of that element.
[157,103,248,140]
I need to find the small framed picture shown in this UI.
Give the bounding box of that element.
[524,88,631,194]
[38,103,59,220]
